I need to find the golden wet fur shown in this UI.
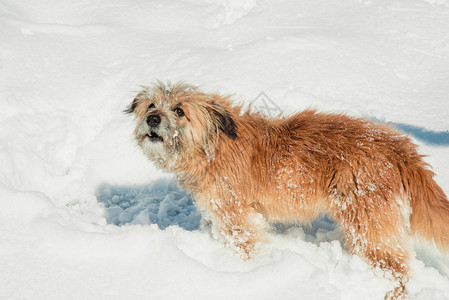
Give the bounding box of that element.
[127,81,449,300]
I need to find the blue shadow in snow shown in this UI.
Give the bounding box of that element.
[96,178,201,231]
[394,123,449,146]
[371,117,449,146]
[97,177,341,243]
[96,178,340,241]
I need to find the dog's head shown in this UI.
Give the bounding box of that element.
[126,81,237,170]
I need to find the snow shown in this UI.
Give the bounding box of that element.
[1,0,449,299]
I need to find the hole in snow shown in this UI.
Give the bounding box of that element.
[96,178,201,231]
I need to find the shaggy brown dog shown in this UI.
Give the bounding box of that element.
[126,81,449,300]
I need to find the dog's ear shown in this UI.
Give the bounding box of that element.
[211,105,238,140]
[124,97,138,114]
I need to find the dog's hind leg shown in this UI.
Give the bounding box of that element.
[330,186,411,299]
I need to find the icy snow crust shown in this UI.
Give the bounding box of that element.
[1,0,449,299]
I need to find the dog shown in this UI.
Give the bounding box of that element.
[126,81,449,299]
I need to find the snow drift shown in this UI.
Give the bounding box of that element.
[1,0,449,299]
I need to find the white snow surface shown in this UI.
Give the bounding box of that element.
[1,0,449,299]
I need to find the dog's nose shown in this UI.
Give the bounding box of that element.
[147,115,161,127]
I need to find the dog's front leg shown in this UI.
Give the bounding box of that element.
[199,193,267,260]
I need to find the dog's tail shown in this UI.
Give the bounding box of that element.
[407,159,449,251]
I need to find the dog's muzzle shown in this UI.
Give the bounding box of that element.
[145,114,163,143]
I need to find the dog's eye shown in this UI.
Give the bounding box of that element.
[174,107,185,117]
[148,103,155,109]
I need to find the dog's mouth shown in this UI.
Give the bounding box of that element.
[146,131,163,143]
